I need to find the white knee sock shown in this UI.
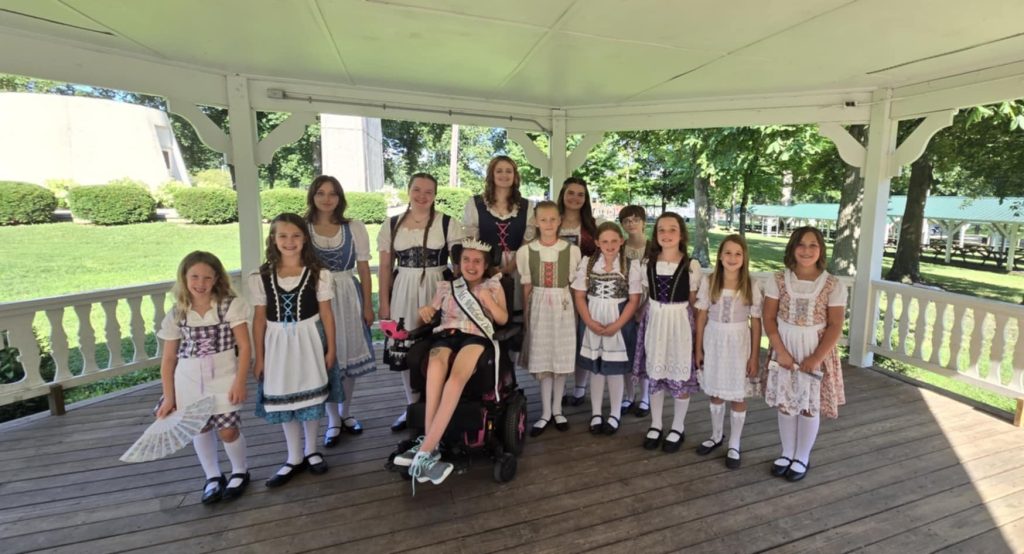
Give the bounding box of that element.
[608,375,625,421]
[222,432,248,475]
[340,376,356,419]
[325,402,342,433]
[778,411,798,461]
[671,397,690,433]
[649,390,665,431]
[538,376,554,424]
[552,374,567,417]
[794,413,821,465]
[624,375,635,404]
[590,373,606,417]
[728,410,746,455]
[401,370,419,404]
[709,402,726,442]
[574,367,589,397]
[303,419,320,456]
[281,421,305,471]
[192,431,220,480]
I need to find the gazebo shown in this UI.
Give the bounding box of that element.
[1,2,1023,551]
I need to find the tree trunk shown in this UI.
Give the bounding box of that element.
[738,170,751,237]
[828,125,866,276]
[885,157,932,283]
[691,173,712,266]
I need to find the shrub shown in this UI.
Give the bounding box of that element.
[0,181,57,225]
[191,169,233,188]
[68,182,155,225]
[154,180,189,208]
[346,192,387,224]
[174,187,238,224]
[260,188,307,220]
[435,186,474,218]
[43,178,77,209]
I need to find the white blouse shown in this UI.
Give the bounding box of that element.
[695,275,763,323]
[247,269,334,306]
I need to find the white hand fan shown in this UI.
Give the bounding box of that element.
[120,396,216,463]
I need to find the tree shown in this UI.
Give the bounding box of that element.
[821,125,866,276]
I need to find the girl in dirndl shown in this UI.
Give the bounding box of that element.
[157,251,251,504]
[572,221,641,436]
[633,212,702,453]
[762,226,847,482]
[306,175,376,446]
[378,173,463,432]
[517,201,581,437]
[693,234,762,469]
[250,213,336,488]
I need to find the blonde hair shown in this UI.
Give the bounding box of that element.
[172,251,235,321]
[709,234,753,305]
[585,221,629,290]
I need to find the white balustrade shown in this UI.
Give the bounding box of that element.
[868,280,1024,397]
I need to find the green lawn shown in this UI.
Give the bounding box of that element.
[0,221,1020,419]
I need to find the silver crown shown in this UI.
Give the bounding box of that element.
[461,238,493,253]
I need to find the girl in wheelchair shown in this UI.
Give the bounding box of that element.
[391,239,509,488]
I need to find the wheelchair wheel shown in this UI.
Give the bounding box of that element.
[493,452,517,483]
[502,390,527,456]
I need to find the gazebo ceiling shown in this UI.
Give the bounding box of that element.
[2,0,1024,130]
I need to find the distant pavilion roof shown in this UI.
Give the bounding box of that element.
[749,196,1024,225]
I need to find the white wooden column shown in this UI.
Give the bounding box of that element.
[549,110,568,198]
[1008,224,1019,272]
[227,75,263,285]
[847,90,898,367]
[508,111,603,199]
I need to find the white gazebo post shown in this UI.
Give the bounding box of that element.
[226,75,263,283]
[509,109,603,198]
[1008,224,1020,272]
[821,92,954,367]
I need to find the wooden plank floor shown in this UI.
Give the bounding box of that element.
[2,359,1024,554]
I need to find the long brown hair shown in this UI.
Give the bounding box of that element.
[557,177,597,240]
[389,173,440,283]
[647,211,689,270]
[585,221,628,290]
[709,234,753,305]
[484,155,522,210]
[261,212,323,277]
[783,226,827,273]
[304,174,349,224]
[173,251,235,320]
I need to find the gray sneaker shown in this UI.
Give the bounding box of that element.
[392,436,424,468]
[408,450,453,490]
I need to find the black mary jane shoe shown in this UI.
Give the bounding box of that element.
[265,461,307,488]
[724,449,742,470]
[661,430,684,453]
[222,472,251,500]
[695,437,724,456]
[201,475,226,505]
[554,415,570,432]
[603,415,620,436]
[306,452,329,475]
[323,426,342,448]
[770,457,793,477]
[633,401,650,418]
[785,460,810,482]
[642,428,663,450]
[529,419,550,438]
[342,417,364,435]
[562,393,586,407]
[589,415,604,435]
[621,400,635,414]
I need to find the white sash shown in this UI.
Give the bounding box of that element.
[451,277,501,401]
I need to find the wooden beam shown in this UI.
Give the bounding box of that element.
[1015,398,1024,427]
[47,384,66,416]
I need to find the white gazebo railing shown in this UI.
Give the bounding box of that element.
[868,281,1024,402]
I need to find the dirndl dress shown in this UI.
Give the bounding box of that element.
[633,259,702,398]
[695,277,763,402]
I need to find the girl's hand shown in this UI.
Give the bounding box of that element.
[694,349,704,370]
[253,359,264,381]
[363,304,375,328]
[155,397,176,419]
[325,351,337,372]
[775,350,796,371]
[418,305,437,325]
[746,356,759,378]
[228,377,247,405]
[601,322,622,336]
[378,304,390,321]
[799,356,822,374]
[586,320,606,334]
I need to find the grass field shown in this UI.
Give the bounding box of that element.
[0,221,1021,418]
